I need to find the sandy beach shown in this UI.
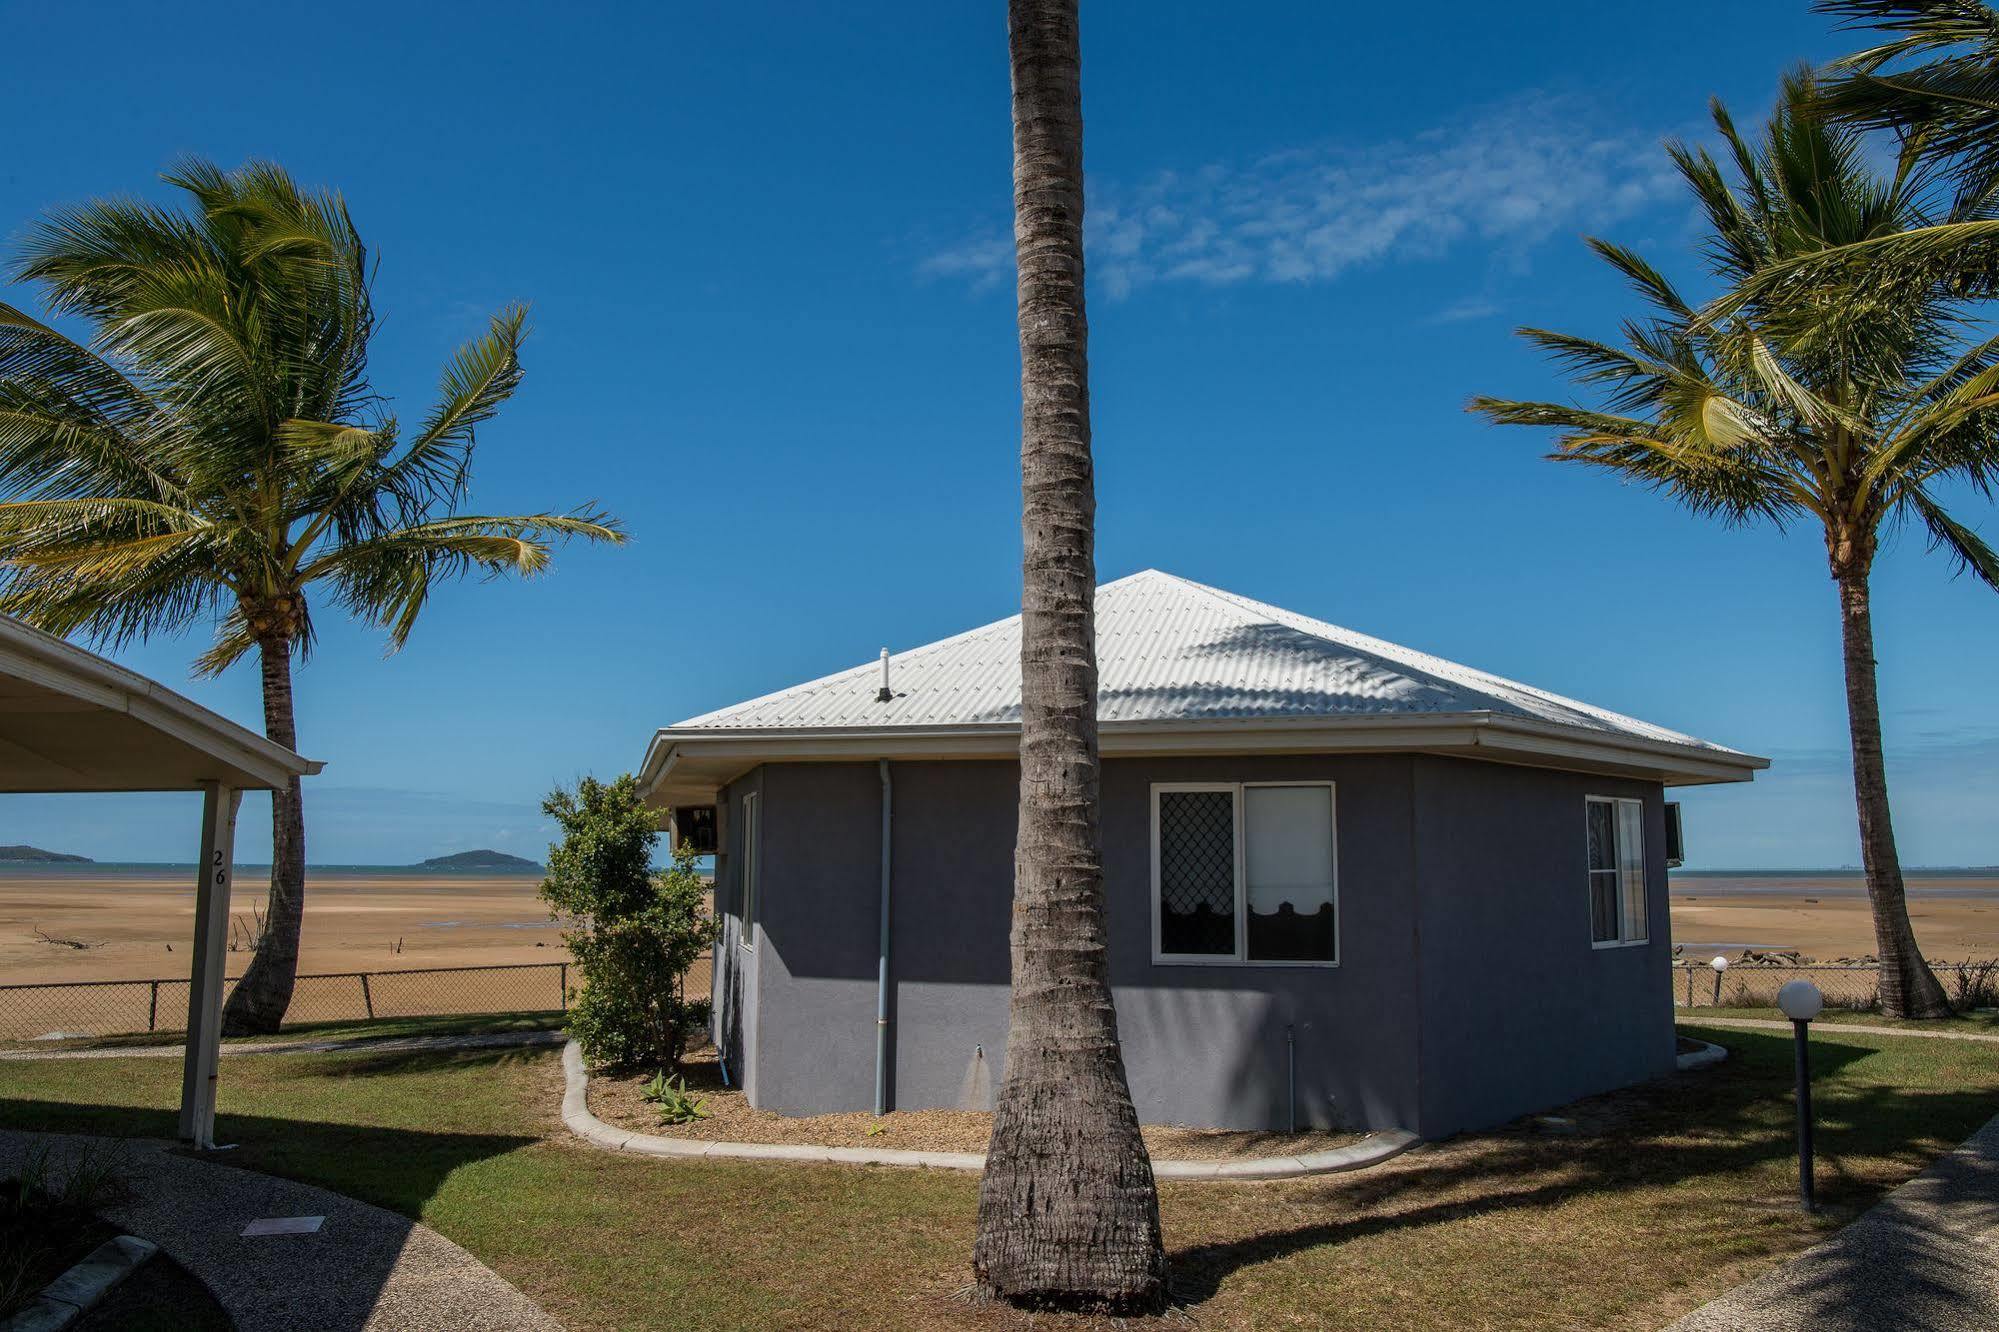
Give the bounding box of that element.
[1671,871,1999,961]
[3,867,1995,992]
[0,866,563,985]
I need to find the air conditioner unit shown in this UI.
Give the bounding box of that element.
[671,805,718,856]
[1664,801,1684,869]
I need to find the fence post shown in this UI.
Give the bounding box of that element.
[148,980,160,1033]
[559,963,568,1012]
[359,973,374,1020]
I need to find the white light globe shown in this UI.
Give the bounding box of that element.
[1778,980,1825,1023]
[1710,955,1730,972]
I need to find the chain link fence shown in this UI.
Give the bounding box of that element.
[1672,959,1999,1012]
[0,953,715,1042]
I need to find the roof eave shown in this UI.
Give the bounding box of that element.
[636,711,1766,806]
[0,618,323,792]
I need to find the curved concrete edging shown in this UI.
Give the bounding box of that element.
[6,1234,157,1332]
[1676,1037,1729,1072]
[561,1040,1419,1180]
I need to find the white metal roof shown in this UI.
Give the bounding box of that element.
[642,570,1765,799]
[0,614,322,792]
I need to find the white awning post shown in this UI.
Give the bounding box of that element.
[179,781,241,1147]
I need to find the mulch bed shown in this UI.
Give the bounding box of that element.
[587,1052,1364,1160]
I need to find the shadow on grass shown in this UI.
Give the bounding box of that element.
[0,1119,539,1332]
[273,1042,555,1081]
[0,1047,544,1223]
[1168,1029,1999,1314]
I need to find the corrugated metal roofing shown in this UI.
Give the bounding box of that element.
[670,569,1739,754]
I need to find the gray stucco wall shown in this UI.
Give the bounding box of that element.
[1410,758,1676,1133]
[711,751,1676,1138]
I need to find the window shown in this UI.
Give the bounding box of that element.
[1587,796,1647,947]
[739,792,759,950]
[1152,783,1338,965]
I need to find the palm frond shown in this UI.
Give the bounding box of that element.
[1474,69,1999,583]
[1902,479,1999,588]
[0,158,622,669]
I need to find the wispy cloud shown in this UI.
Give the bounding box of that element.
[922,97,1682,298]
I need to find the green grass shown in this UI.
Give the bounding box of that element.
[0,1011,562,1054]
[2,1024,1995,1330]
[1683,1008,1999,1034]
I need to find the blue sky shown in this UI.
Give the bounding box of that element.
[3,1,1995,869]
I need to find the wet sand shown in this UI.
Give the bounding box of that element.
[1671,873,1999,961]
[0,868,563,984]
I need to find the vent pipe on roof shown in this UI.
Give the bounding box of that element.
[875,648,892,703]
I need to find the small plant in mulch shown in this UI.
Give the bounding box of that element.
[0,1142,131,1317]
[641,1071,710,1125]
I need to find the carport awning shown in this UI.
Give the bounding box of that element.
[0,612,319,1150]
[0,616,319,793]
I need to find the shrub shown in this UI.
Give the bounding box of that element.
[1949,959,1999,1012]
[540,775,716,1069]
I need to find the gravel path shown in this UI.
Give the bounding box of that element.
[1666,1111,1999,1331]
[0,1129,559,1332]
[0,1028,565,1061]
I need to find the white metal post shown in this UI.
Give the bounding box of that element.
[178,781,240,1147]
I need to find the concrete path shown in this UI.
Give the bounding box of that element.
[1,1028,564,1062]
[0,1129,558,1332]
[560,1040,1421,1180]
[1667,1111,1999,1331]
[1679,1015,1999,1045]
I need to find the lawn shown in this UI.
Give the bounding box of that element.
[2,1023,1995,1330]
[1685,1007,1999,1033]
[0,1010,563,1054]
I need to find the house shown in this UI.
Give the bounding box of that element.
[638,571,1765,1138]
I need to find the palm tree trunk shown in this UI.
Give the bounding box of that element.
[219,633,307,1035]
[1835,565,1950,1018]
[972,0,1166,1311]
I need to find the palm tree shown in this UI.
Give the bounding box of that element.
[971,0,1167,1310]
[0,159,623,1033]
[1817,2,1999,202]
[1472,72,1999,1018]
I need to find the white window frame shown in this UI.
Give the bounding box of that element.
[1150,781,1339,968]
[738,791,760,951]
[1585,794,1649,950]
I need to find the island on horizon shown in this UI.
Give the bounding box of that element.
[0,844,92,864]
[413,849,543,872]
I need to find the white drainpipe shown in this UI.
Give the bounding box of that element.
[874,757,893,1115]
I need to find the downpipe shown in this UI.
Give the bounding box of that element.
[874,758,893,1116]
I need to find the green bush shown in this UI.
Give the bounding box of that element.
[540,775,716,1069]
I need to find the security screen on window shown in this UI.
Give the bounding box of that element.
[1155,783,1337,964]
